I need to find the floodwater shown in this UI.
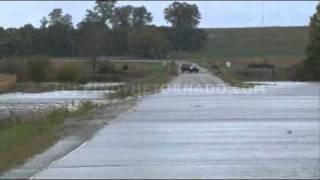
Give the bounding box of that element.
[30,79,320,179]
[0,82,121,119]
[0,90,112,109]
[80,82,125,89]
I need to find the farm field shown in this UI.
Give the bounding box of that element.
[173,26,309,83]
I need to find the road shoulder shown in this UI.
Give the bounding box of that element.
[0,98,137,179]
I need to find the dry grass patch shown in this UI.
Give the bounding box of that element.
[0,74,17,93]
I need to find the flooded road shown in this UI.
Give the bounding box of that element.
[16,73,320,178]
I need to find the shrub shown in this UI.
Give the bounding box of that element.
[247,62,275,69]
[78,101,95,113]
[0,59,18,74]
[290,62,308,81]
[168,60,178,75]
[0,74,17,93]
[27,56,51,82]
[122,64,129,71]
[0,58,28,81]
[304,3,320,80]
[97,61,115,74]
[303,57,320,80]
[56,63,89,84]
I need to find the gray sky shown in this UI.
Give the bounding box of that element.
[0,1,318,28]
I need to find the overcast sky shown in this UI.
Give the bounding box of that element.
[0,1,318,28]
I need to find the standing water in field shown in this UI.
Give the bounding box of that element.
[0,82,125,119]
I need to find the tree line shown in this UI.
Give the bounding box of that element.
[0,1,207,59]
[303,2,320,80]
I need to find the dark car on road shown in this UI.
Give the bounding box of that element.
[181,63,199,73]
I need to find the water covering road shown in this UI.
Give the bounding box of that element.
[28,70,320,178]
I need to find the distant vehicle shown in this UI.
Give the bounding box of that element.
[181,63,199,73]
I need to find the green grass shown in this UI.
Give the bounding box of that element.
[172,46,305,60]
[215,66,254,88]
[111,61,177,99]
[174,26,309,85]
[0,102,95,173]
[173,26,308,60]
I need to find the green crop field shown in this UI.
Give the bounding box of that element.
[172,26,310,83]
[173,26,309,61]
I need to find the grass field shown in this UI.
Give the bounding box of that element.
[173,26,308,60]
[111,61,177,98]
[0,102,94,173]
[173,26,309,83]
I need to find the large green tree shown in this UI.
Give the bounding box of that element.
[77,22,110,72]
[168,28,207,51]
[48,8,73,27]
[39,9,74,56]
[83,0,116,27]
[18,24,37,54]
[164,2,206,51]
[111,5,134,28]
[110,28,128,55]
[131,6,153,27]
[0,29,24,57]
[0,25,37,57]
[40,17,48,29]
[164,2,201,29]
[128,27,168,58]
[304,3,320,80]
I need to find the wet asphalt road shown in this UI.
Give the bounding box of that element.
[32,70,319,179]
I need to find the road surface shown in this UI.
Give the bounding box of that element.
[28,67,320,178]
